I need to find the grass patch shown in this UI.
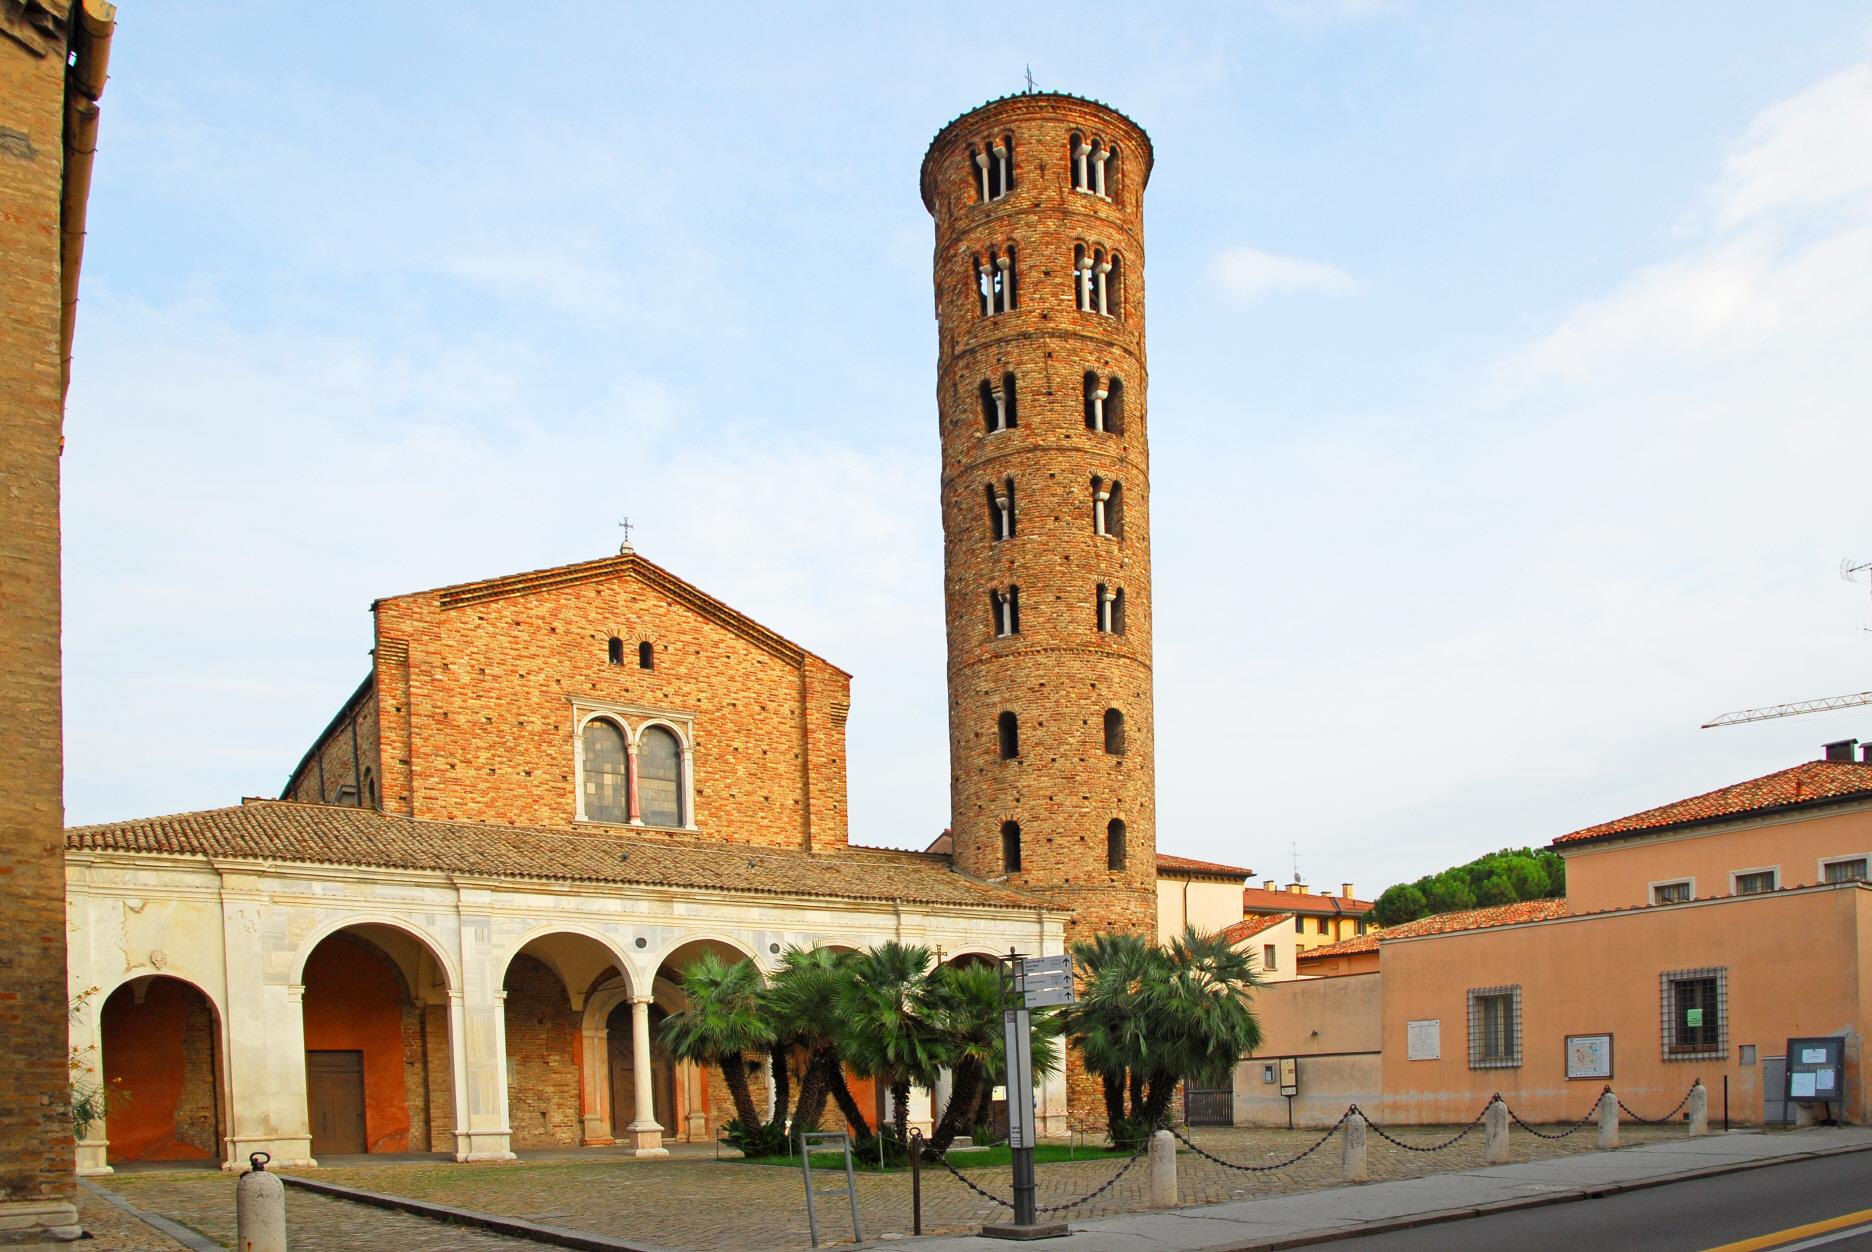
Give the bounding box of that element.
[735,1142,1137,1173]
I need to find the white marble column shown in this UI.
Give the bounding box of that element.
[625,996,668,1156]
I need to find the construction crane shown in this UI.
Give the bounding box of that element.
[1702,559,1872,729]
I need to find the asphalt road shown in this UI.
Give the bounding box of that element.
[1321,1149,1872,1251]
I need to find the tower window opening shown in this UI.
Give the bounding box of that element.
[992,585,1021,637]
[981,379,1007,432]
[1070,133,1111,196]
[638,640,655,669]
[987,477,1016,540]
[1001,372,1017,424]
[1084,372,1105,431]
[1097,250,1116,317]
[1106,377,1125,434]
[1097,584,1126,635]
[1107,818,1127,870]
[973,134,1013,201]
[1075,245,1092,311]
[1001,820,1023,873]
[1104,708,1126,755]
[607,636,624,665]
[976,245,1017,316]
[1092,476,1110,537]
[998,711,1020,759]
[1101,144,1119,200]
[1071,132,1090,192]
[1106,480,1124,538]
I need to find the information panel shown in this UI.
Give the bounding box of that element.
[1407,1019,1441,1061]
[1785,1035,1845,1105]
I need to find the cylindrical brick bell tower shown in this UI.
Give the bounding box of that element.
[921,94,1157,947]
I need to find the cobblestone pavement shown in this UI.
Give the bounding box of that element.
[102,1123,1688,1250]
[95,1176,550,1251]
[75,1186,192,1251]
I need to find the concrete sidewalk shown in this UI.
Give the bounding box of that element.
[902,1126,1872,1251]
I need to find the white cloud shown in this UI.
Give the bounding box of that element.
[1714,63,1872,230]
[1210,246,1356,300]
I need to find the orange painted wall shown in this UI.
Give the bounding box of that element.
[100,978,218,1162]
[1298,952,1379,978]
[301,939,412,1153]
[1564,805,1872,913]
[1378,884,1870,1125]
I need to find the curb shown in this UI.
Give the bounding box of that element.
[276,1174,682,1252]
[78,1177,222,1252]
[1153,1140,1872,1252]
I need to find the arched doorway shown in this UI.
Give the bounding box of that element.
[653,937,766,1144]
[606,1000,675,1139]
[99,976,226,1164]
[502,931,634,1149]
[299,924,454,1157]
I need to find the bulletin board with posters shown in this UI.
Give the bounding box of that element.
[1785,1036,1845,1105]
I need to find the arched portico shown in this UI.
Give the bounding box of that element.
[651,937,766,1145]
[92,975,229,1170]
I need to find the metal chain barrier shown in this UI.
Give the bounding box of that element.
[1360,1102,1489,1153]
[1165,1110,1350,1172]
[1617,1082,1696,1125]
[922,1148,1013,1208]
[1034,1131,1155,1214]
[1501,1090,1602,1140]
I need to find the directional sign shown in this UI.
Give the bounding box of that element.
[1024,983,1075,1008]
[1025,955,1073,978]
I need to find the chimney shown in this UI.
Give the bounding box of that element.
[1287,882,1307,894]
[1262,879,1276,891]
[1824,739,1858,763]
[1342,882,1355,899]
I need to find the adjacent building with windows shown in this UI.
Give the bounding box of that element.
[1241,742,1872,1127]
[1241,881,1375,951]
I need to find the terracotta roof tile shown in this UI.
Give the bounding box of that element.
[1220,913,1293,945]
[1156,851,1253,880]
[1297,898,1567,960]
[1552,761,1872,846]
[65,801,1048,911]
[1242,886,1374,916]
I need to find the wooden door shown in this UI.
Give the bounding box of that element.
[306,1050,367,1155]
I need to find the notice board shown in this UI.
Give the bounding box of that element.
[1784,1035,1845,1105]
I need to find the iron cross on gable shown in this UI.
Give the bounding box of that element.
[617,517,635,551]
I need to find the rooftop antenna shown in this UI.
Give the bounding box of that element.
[1702,558,1872,728]
[617,517,635,555]
[1290,841,1301,885]
[1024,64,1036,94]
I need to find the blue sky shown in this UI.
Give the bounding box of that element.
[62,3,1872,892]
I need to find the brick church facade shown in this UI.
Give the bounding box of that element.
[61,93,1207,1173]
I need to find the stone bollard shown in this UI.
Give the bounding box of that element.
[236,1152,287,1252]
[1148,1129,1178,1208]
[1596,1089,1619,1150]
[1484,1097,1510,1164]
[1687,1081,1709,1137]
[1342,1110,1369,1183]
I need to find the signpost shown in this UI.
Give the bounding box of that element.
[982,950,1074,1241]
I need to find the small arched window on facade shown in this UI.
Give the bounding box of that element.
[972,135,1013,202]
[638,641,655,669]
[363,768,378,810]
[1097,584,1126,635]
[581,718,630,824]
[976,246,1016,316]
[607,636,624,665]
[1104,708,1126,755]
[998,711,1020,759]
[987,478,1016,540]
[638,725,684,828]
[992,585,1021,637]
[1001,820,1023,873]
[1107,818,1127,870]
[980,373,1017,432]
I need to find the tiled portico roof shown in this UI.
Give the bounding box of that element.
[66,801,1050,911]
[1552,760,1872,846]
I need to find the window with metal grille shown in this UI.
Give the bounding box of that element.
[1824,858,1868,883]
[1467,985,1522,1069]
[1661,967,1726,1060]
[1735,870,1777,895]
[1653,880,1692,904]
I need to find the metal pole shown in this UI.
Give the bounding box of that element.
[910,1131,922,1236]
[1005,951,1037,1228]
[1723,1075,1730,1132]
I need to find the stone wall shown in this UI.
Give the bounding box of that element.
[502,954,582,1148]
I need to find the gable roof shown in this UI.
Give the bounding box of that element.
[1297,898,1567,961]
[1552,760,1872,847]
[66,801,1046,912]
[1242,886,1374,917]
[1156,851,1253,881]
[1220,912,1293,945]
[380,550,848,675]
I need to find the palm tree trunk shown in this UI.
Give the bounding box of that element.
[891,1079,911,1144]
[765,1046,792,1132]
[1101,1071,1126,1135]
[827,1057,872,1139]
[928,1061,981,1153]
[719,1055,761,1131]
[1127,1066,1146,1120]
[1141,1070,1177,1127]
[791,1050,832,1135]
[972,1080,993,1132]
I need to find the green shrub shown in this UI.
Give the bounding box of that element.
[720,1118,789,1157]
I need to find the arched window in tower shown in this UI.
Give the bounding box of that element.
[1097,584,1126,635]
[1097,250,1116,317]
[972,134,1013,201]
[987,478,1016,540]
[1104,708,1126,755]
[1105,377,1125,434]
[581,718,629,824]
[976,246,1016,316]
[1083,372,1104,430]
[991,586,1020,637]
[998,711,1020,759]
[1001,371,1018,424]
[607,636,624,665]
[1106,479,1125,538]
[1092,476,1110,536]
[1107,818,1127,870]
[1074,245,1093,311]
[1001,820,1023,873]
[980,379,1006,432]
[1070,132,1090,192]
[1102,144,1120,200]
[638,640,655,670]
[639,725,684,828]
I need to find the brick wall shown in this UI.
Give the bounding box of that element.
[502,954,582,1148]
[0,1,80,1217]
[359,556,851,851]
[282,682,380,806]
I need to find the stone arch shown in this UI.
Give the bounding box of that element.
[97,974,230,1166]
[500,928,637,1151]
[496,922,638,999]
[290,913,459,995]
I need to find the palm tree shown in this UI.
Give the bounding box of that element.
[658,952,773,1131]
[836,943,947,1143]
[1061,932,1162,1135]
[921,961,1060,1152]
[765,945,872,1138]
